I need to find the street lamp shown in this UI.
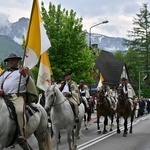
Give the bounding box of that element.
[138,70,150,98]
[89,20,108,49]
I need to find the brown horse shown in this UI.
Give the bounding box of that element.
[96,89,115,134]
[116,87,135,137]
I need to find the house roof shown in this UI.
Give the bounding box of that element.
[94,50,129,87]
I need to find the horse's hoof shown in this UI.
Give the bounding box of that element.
[123,134,127,137]
[74,144,77,150]
[117,130,120,134]
[129,130,132,134]
[86,127,88,130]
[98,130,101,134]
[103,130,108,134]
[110,128,113,131]
[10,145,15,148]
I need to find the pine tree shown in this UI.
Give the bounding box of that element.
[124,3,150,85]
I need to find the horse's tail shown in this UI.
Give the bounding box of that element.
[43,129,52,150]
[37,93,43,104]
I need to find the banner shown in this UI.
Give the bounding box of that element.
[37,52,53,90]
[24,0,51,69]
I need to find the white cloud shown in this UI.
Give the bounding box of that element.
[0,13,10,27]
[0,0,150,38]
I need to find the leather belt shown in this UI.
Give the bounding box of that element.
[4,93,26,98]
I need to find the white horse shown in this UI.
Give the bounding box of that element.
[76,102,85,139]
[0,97,52,150]
[44,84,85,150]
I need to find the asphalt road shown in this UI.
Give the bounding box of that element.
[5,112,150,150]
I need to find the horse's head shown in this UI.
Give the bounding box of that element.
[44,85,57,113]
[117,87,123,97]
[96,89,106,105]
[117,86,127,105]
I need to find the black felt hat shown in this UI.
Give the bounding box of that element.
[79,80,84,83]
[121,77,127,81]
[4,53,22,62]
[64,71,72,76]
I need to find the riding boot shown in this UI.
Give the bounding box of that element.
[17,137,33,150]
[73,103,79,123]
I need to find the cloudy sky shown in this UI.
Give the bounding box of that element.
[0,0,149,38]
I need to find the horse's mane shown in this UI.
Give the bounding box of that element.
[46,84,65,98]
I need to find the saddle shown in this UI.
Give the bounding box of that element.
[4,98,39,147]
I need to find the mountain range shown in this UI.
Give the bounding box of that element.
[0,17,127,62]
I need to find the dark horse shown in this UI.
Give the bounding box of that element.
[96,89,115,134]
[116,86,135,137]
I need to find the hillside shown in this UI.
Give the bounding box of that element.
[0,17,128,62]
[0,35,24,62]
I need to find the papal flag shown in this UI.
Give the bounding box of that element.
[97,73,104,89]
[24,0,51,69]
[0,68,3,74]
[37,51,53,91]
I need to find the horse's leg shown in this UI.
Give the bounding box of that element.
[109,113,114,131]
[97,116,101,134]
[116,114,121,133]
[76,120,82,139]
[86,108,91,130]
[53,128,60,150]
[73,128,77,150]
[88,107,92,121]
[67,130,74,150]
[84,113,88,130]
[123,117,128,137]
[130,111,134,133]
[103,116,108,134]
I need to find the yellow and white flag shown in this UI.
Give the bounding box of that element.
[37,52,53,91]
[97,73,104,89]
[0,68,3,74]
[24,0,51,69]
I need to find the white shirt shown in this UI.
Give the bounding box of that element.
[62,82,69,93]
[0,70,27,93]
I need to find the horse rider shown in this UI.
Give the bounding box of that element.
[78,79,90,108]
[119,77,136,110]
[98,81,116,111]
[0,52,38,150]
[61,71,80,123]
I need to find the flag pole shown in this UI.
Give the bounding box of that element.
[17,0,36,94]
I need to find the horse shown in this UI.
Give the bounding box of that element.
[0,96,52,150]
[116,86,135,137]
[81,96,92,130]
[95,89,115,134]
[76,101,85,139]
[44,84,85,150]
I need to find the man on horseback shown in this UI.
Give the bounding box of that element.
[0,53,38,150]
[98,81,116,111]
[78,79,90,108]
[119,77,136,110]
[61,71,80,123]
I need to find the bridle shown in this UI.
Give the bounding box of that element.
[49,86,67,107]
[117,87,127,105]
[97,89,106,105]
